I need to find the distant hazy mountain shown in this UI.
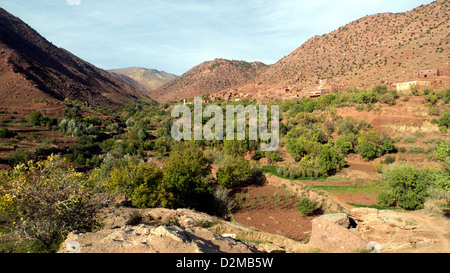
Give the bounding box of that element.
[108,67,178,93]
[0,8,149,108]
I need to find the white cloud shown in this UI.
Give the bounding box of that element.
[66,0,81,6]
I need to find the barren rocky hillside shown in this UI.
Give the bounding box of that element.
[0,8,149,108]
[150,59,268,103]
[223,0,450,100]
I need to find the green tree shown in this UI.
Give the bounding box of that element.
[162,147,213,209]
[383,164,430,210]
[357,130,394,160]
[337,116,359,135]
[318,145,345,176]
[335,133,357,154]
[285,136,321,161]
[65,135,100,164]
[216,156,253,189]
[104,161,174,209]
[223,139,250,157]
[28,111,43,126]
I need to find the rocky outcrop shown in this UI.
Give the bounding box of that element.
[59,208,262,253]
[316,213,351,228]
[308,213,368,253]
[350,208,448,253]
[58,204,449,253]
[59,223,261,253]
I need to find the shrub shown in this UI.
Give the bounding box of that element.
[378,92,396,105]
[382,139,396,154]
[443,88,450,104]
[223,139,250,157]
[437,110,450,130]
[65,135,100,164]
[27,111,43,126]
[357,130,394,160]
[424,90,439,105]
[337,116,359,135]
[428,106,440,116]
[409,145,425,154]
[404,136,417,143]
[374,161,385,173]
[377,192,396,207]
[0,127,18,138]
[424,167,450,199]
[296,197,318,216]
[276,164,326,179]
[434,140,450,169]
[357,142,377,161]
[131,184,175,209]
[210,187,235,217]
[8,148,33,166]
[59,119,94,137]
[285,136,321,161]
[265,150,283,164]
[383,155,396,164]
[0,155,108,252]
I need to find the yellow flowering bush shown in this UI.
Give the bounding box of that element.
[0,154,108,252]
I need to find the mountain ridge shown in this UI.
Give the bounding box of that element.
[214,0,450,101]
[150,58,268,103]
[0,8,149,108]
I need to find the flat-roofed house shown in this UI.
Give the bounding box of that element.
[396,80,431,93]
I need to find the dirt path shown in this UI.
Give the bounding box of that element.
[407,211,450,253]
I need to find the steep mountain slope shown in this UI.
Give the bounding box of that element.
[0,8,149,108]
[108,67,177,93]
[231,0,450,100]
[150,59,268,103]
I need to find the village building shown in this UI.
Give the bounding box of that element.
[395,68,443,93]
[413,69,441,79]
[309,79,346,98]
[395,80,432,93]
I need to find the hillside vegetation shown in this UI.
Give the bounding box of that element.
[0,86,448,252]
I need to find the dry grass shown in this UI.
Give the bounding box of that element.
[382,122,440,134]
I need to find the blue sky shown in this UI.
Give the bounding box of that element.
[0,0,435,75]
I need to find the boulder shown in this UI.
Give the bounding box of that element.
[318,213,350,228]
[151,225,190,243]
[350,208,379,222]
[309,217,368,253]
